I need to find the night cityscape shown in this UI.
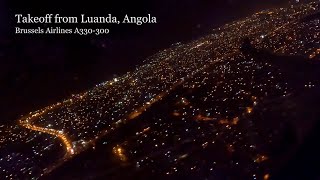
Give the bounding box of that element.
[1,0,320,179]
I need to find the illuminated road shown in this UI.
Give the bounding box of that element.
[18,101,74,155]
[17,104,76,175]
[128,80,184,120]
[20,121,74,155]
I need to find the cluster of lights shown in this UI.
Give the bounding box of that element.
[0,1,318,179]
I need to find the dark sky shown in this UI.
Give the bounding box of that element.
[1,0,289,123]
